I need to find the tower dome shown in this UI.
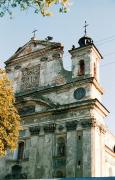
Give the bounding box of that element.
[78,35,93,47]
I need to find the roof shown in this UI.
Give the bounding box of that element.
[5,37,63,65]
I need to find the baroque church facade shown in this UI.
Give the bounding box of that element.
[0,33,115,179]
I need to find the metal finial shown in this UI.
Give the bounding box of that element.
[32,29,37,39]
[83,21,89,36]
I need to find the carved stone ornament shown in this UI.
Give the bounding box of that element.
[81,119,97,128]
[58,125,64,131]
[21,65,40,91]
[100,125,106,134]
[14,65,21,70]
[81,121,90,128]
[6,68,12,73]
[90,119,97,127]
[44,123,56,133]
[40,57,48,61]
[66,120,78,131]
[29,126,40,135]
[52,53,61,59]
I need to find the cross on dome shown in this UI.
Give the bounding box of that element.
[83,21,89,36]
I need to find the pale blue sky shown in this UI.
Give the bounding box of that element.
[0,0,115,133]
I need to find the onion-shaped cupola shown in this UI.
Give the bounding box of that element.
[78,35,93,47]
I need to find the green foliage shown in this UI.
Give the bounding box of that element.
[0,0,70,17]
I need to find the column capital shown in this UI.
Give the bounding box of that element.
[99,124,106,134]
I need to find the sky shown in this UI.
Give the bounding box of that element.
[0,0,115,134]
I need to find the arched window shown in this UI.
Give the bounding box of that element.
[79,60,85,76]
[57,137,66,157]
[18,141,24,160]
[94,62,97,77]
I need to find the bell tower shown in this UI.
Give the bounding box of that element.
[69,24,104,103]
[68,26,109,177]
[70,21,102,83]
[70,35,102,82]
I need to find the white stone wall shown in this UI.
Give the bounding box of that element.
[71,46,101,83]
[6,50,64,93]
[105,130,115,150]
[105,151,115,176]
[94,127,101,176]
[39,58,63,87]
[43,83,102,106]
[104,131,115,176]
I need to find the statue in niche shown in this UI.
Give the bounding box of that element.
[57,137,66,157]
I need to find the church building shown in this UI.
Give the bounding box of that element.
[0,30,115,179]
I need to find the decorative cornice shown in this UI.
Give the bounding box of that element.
[19,98,109,121]
[16,95,56,108]
[81,118,97,128]
[92,78,104,95]
[105,145,115,158]
[69,44,103,60]
[81,118,106,132]
[5,46,63,65]
[15,77,103,99]
[28,119,107,135]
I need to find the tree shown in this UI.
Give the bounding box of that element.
[0,0,70,17]
[0,69,20,156]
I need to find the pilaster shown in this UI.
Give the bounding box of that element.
[66,130,76,177]
[28,136,39,178]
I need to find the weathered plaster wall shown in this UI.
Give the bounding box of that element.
[0,39,114,179]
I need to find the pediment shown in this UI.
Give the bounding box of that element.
[16,96,56,115]
[10,40,46,61]
[5,38,61,64]
[16,43,46,58]
[5,38,62,64]
[22,97,54,107]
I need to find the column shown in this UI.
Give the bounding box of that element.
[66,130,76,177]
